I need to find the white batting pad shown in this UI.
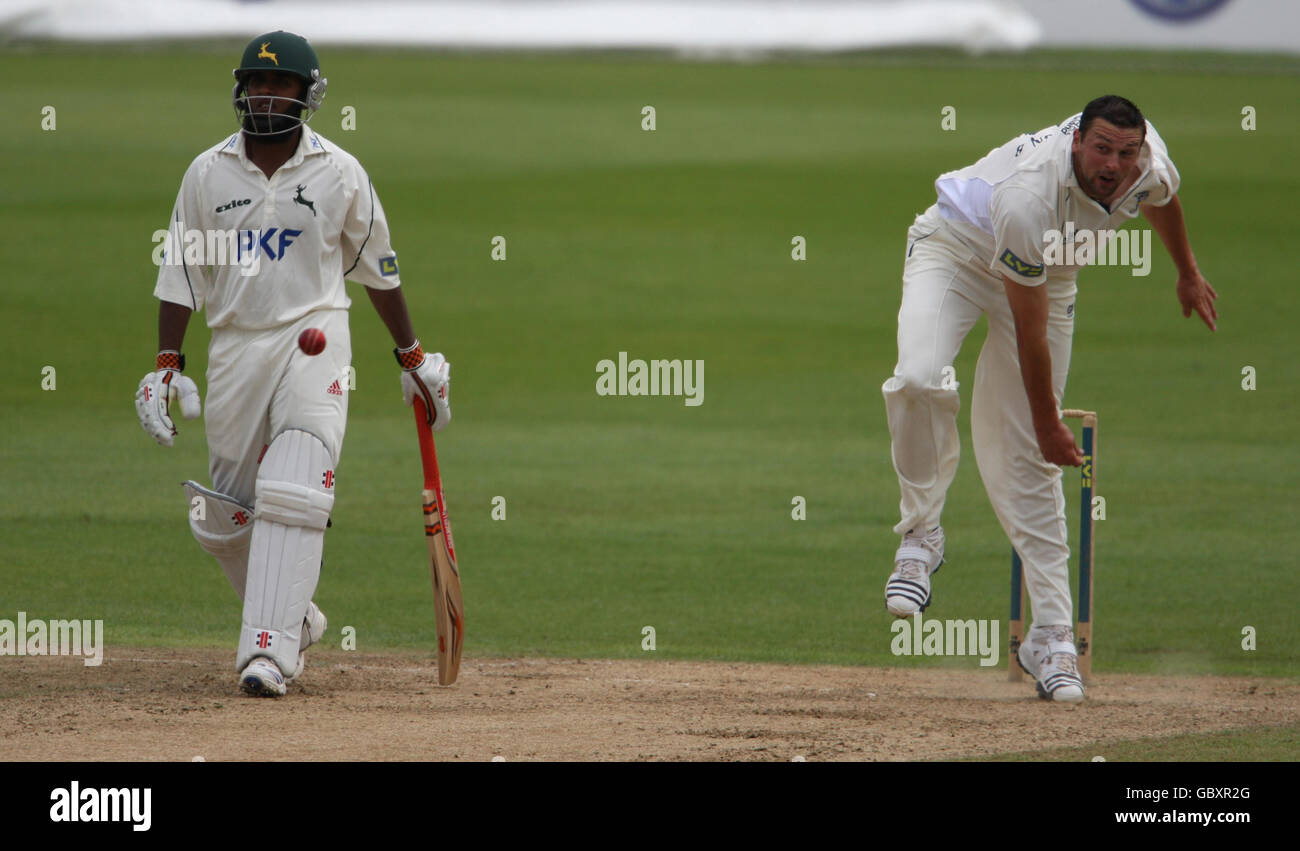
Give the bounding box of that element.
[184,480,255,599]
[237,430,336,674]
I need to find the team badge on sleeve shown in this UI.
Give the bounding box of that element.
[1000,248,1043,278]
[380,256,399,276]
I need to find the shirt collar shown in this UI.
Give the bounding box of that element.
[1063,139,1086,194]
[218,127,328,171]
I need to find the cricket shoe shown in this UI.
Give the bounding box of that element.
[240,657,287,697]
[286,602,328,684]
[885,526,945,617]
[1017,624,1085,704]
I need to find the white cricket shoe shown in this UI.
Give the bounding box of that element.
[287,602,328,684]
[884,526,945,617]
[1017,624,1086,704]
[240,657,288,697]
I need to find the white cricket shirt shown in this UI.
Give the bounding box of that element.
[154,128,402,330]
[932,113,1180,286]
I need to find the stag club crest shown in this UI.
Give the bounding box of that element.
[293,185,316,216]
[258,42,279,65]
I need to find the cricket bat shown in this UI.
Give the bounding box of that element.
[414,397,464,685]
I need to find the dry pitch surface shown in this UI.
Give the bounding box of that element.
[3,651,1296,762]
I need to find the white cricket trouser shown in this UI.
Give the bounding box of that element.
[205,308,352,504]
[881,205,1077,627]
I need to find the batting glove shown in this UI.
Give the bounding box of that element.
[135,351,202,448]
[396,340,451,431]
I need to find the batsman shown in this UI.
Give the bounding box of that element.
[880,96,1217,702]
[135,31,451,696]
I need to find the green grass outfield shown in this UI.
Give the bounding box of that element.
[1,46,1296,679]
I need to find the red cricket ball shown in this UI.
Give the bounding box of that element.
[298,328,326,356]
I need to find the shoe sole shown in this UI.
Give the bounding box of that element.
[885,558,943,618]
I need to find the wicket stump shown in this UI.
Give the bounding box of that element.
[1008,409,1096,683]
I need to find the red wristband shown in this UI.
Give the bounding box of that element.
[394,340,424,371]
[156,351,184,371]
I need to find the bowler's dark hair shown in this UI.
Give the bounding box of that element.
[1080,95,1145,139]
